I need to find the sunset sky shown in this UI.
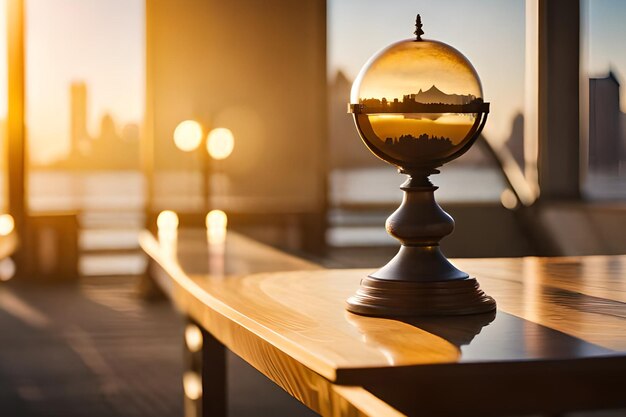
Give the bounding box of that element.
[351,40,483,104]
[330,0,626,145]
[329,0,526,146]
[0,0,143,164]
[0,0,624,164]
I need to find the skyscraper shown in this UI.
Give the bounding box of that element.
[589,72,621,174]
[70,82,90,155]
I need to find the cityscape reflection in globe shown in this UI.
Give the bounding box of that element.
[345,15,496,318]
[349,39,489,169]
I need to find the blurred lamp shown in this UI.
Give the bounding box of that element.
[346,15,495,317]
[173,120,203,152]
[206,127,234,160]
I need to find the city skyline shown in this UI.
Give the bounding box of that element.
[51,81,140,169]
[381,133,455,159]
[589,72,626,174]
[367,113,473,146]
[330,0,626,146]
[0,0,144,165]
[0,1,623,165]
[358,84,486,114]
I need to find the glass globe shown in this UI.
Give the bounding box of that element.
[350,39,488,168]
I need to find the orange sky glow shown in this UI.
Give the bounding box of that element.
[0,0,624,165]
[352,40,482,103]
[1,0,144,165]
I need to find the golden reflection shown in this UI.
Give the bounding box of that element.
[206,127,234,160]
[351,40,482,102]
[369,114,475,145]
[350,39,486,166]
[522,257,541,323]
[184,324,203,353]
[0,214,15,236]
[345,312,460,366]
[206,210,227,277]
[206,210,227,245]
[173,120,203,152]
[157,210,179,257]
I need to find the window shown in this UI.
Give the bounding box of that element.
[327,0,525,206]
[583,0,626,199]
[25,0,145,212]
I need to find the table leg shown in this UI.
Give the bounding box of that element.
[184,320,227,417]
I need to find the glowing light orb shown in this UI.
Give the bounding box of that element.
[206,128,234,160]
[0,214,15,236]
[173,120,203,152]
[185,323,203,352]
[183,371,202,400]
[157,210,179,231]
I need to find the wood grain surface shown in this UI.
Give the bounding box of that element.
[141,229,626,417]
[144,229,403,417]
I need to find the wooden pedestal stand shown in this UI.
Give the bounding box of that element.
[346,170,496,317]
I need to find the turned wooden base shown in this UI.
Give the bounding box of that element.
[345,172,497,317]
[346,276,496,317]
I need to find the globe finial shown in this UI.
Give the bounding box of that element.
[414,14,424,41]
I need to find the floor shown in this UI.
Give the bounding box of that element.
[0,275,318,417]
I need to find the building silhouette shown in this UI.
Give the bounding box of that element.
[46,82,140,170]
[329,71,491,168]
[359,86,484,114]
[589,72,623,174]
[383,133,454,156]
[70,82,90,156]
[328,70,375,168]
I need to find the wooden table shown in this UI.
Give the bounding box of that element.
[140,229,626,417]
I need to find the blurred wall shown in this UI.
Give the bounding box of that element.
[145,0,327,250]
